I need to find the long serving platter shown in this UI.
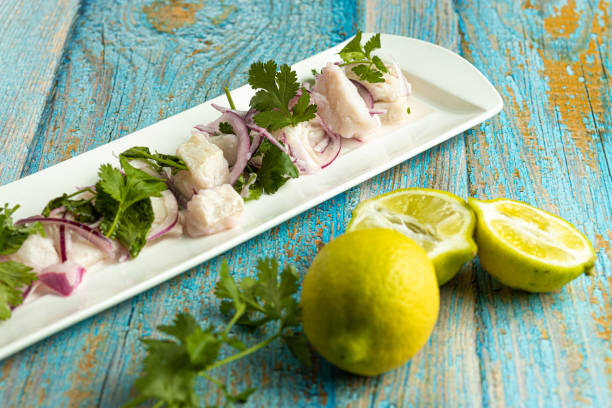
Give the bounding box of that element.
[0,34,502,360]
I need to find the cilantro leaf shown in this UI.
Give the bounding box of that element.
[0,261,36,320]
[281,334,312,368]
[255,141,299,194]
[291,90,317,124]
[248,60,317,131]
[233,173,262,202]
[0,204,43,256]
[95,158,166,257]
[114,198,155,258]
[131,259,310,407]
[119,146,187,174]
[215,257,301,329]
[42,190,100,223]
[218,122,234,134]
[339,31,388,83]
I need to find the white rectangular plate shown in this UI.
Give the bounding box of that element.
[0,34,502,360]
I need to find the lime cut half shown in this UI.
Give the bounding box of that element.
[347,188,477,285]
[468,198,596,292]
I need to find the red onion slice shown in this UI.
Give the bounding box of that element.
[245,120,288,154]
[315,114,342,169]
[349,79,374,109]
[249,129,262,156]
[16,217,116,259]
[211,103,249,118]
[59,225,68,262]
[147,191,179,241]
[38,261,86,296]
[218,111,250,184]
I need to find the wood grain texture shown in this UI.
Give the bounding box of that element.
[457,0,611,406]
[0,0,610,407]
[0,0,80,185]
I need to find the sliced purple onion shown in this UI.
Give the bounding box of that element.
[249,129,262,156]
[211,103,249,118]
[245,120,288,154]
[16,217,116,259]
[147,191,179,241]
[38,261,86,296]
[350,79,374,109]
[369,109,386,115]
[315,114,342,169]
[59,225,68,262]
[217,111,250,184]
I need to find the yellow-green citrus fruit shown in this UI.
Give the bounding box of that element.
[301,228,439,376]
[468,198,596,292]
[348,188,477,285]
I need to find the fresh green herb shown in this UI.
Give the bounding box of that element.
[0,204,40,321]
[42,188,100,223]
[311,68,320,77]
[0,204,43,256]
[95,158,166,257]
[233,173,262,202]
[127,259,310,408]
[218,122,235,135]
[339,31,388,83]
[224,86,236,110]
[0,261,36,321]
[248,60,317,131]
[119,146,187,174]
[407,107,411,114]
[254,140,299,194]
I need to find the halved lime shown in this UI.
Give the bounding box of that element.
[347,188,477,285]
[468,198,596,292]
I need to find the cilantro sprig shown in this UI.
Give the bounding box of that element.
[42,188,100,223]
[0,204,43,256]
[339,31,388,83]
[248,61,317,131]
[119,146,187,174]
[0,204,40,320]
[95,157,167,257]
[254,140,299,194]
[127,258,310,408]
[0,261,36,321]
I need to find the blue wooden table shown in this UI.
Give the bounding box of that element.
[0,0,610,406]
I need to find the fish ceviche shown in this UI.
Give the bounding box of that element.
[0,32,412,321]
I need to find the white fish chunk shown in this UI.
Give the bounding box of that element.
[67,235,106,268]
[209,134,238,166]
[150,191,183,239]
[344,60,411,102]
[43,225,105,268]
[272,121,327,174]
[10,234,60,272]
[184,184,244,237]
[374,96,411,124]
[174,133,230,199]
[312,63,380,139]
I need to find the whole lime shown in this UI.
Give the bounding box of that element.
[301,228,439,376]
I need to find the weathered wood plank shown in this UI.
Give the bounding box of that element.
[0,0,80,185]
[457,0,611,406]
[1,0,359,407]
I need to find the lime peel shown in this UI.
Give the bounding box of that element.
[468,198,596,292]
